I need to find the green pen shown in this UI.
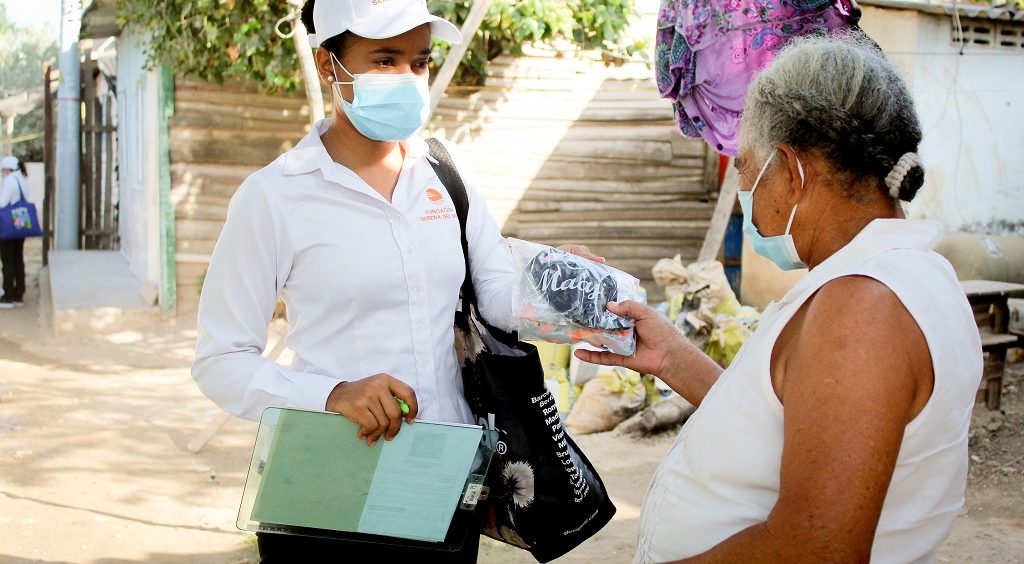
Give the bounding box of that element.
[395,397,410,415]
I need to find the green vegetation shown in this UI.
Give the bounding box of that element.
[0,5,59,161]
[115,0,644,92]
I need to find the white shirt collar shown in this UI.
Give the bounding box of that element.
[283,118,431,177]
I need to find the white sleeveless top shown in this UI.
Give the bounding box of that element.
[635,219,983,564]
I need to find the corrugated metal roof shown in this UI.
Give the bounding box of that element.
[859,0,1024,21]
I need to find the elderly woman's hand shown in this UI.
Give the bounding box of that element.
[573,300,677,374]
[575,301,724,405]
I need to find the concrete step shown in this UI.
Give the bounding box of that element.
[47,251,159,335]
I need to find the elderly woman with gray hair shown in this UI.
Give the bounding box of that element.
[578,34,982,563]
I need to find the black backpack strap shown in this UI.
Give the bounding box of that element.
[424,138,477,310]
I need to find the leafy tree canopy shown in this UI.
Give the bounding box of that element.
[0,7,59,161]
[115,0,645,92]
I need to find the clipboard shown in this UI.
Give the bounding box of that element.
[237,408,496,552]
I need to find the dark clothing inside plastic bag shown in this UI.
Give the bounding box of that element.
[510,239,639,356]
[527,249,629,330]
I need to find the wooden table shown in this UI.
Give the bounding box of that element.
[961,280,1024,410]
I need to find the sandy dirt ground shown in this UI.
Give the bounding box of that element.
[1,259,1023,563]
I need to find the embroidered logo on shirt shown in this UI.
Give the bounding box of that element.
[421,188,456,222]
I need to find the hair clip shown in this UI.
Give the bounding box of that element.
[884,152,919,199]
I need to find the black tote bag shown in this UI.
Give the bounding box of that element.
[426,139,616,563]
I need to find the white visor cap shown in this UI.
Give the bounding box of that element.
[308,0,463,48]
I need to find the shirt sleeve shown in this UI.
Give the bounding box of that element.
[0,175,18,207]
[192,175,340,421]
[438,140,518,333]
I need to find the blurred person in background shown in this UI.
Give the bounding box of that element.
[0,155,30,308]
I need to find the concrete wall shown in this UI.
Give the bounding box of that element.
[22,162,44,204]
[116,29,163,288]
[861,6,1024,234]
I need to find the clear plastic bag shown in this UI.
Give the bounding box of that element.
[508,239,639,356]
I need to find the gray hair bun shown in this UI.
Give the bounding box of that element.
[884,152,923,201]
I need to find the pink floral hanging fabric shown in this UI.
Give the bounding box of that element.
[656,0,862,155]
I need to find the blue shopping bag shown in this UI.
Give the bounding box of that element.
[0,177,42,240]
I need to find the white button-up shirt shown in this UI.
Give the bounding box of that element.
[193,119,516,423]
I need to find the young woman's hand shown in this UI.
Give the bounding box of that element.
[325,374,418,446]
[558,243,605,264]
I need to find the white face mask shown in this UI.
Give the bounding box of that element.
[330,53,431,142]
[737,152,808,271]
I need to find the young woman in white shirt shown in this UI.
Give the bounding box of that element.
[0,155,30,308]
[193,1,598,561]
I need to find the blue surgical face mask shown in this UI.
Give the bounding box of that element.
[331,54,430,142]
[737,152,808,271]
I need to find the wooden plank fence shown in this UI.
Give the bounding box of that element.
[170,52,717,311]
[170,79,310,312]
[425,51,716,292]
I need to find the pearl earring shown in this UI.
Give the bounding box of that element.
[327,74,335,82]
